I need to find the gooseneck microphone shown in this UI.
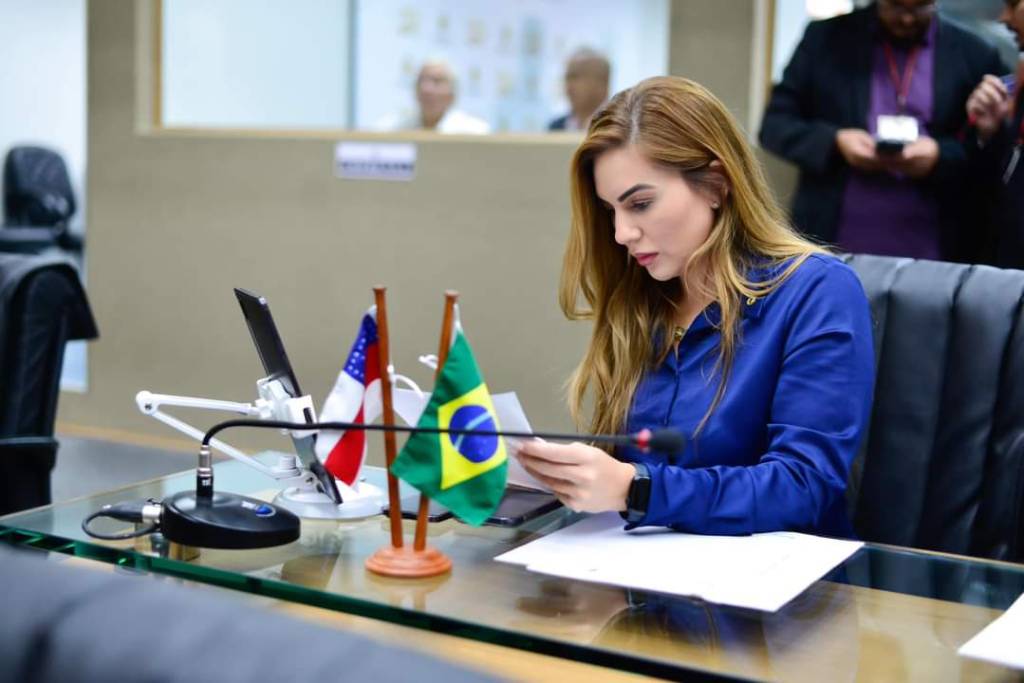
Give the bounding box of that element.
[82,431,303,549]
[81,458,302,550]
[155,439,302,550]
[82,419,684,549]
[201,419,687,458]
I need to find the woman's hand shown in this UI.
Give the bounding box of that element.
[516,440,635,513]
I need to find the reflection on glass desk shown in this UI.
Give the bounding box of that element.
[2,455,1023,682]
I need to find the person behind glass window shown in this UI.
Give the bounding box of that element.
[549,48,610,132]
[375,59,490,134]
[759,0,1005,262]
[964,0,1024,268]
[516,77,875,537]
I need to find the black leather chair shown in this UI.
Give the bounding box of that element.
[0,545,497,683]
[0,253,97,516]
[1,146,82,254]
[842,254,1024,562]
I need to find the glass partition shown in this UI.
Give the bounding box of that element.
[160,0,670,134]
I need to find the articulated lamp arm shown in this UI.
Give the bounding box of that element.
[134,390,303,480]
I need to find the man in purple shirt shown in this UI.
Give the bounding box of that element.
[760,0,1006,261]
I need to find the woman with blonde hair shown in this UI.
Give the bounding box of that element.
[517,77,875,536]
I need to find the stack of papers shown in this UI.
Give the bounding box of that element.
[496,512,863,612]
[958,592,1024,670]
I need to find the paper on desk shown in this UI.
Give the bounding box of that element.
[393,388,428,426]
[958,592,1024,670]
[391,389,549,493]
[490,392,549,492]
[496,512,863,612]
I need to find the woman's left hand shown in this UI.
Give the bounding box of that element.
[515,440,635,513]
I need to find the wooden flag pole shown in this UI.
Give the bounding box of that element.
[413,290,458,552]
[365,287,451,578]
[373,286,403,549]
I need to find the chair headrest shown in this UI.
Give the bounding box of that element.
[3,146,76,227]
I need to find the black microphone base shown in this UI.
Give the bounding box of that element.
[161,491,300,549]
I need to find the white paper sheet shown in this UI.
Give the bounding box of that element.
[392,389,550,492]
[490,392,549,492]
[392,388,428,426]
[958,592,1024,670]
[495,512,863,612]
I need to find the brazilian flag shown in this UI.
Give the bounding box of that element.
[391,329,507,525]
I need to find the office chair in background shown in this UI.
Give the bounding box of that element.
[0,253,97,516]
[842,254,1024,563]
[1,145,83,255]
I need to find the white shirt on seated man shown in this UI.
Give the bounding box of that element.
[373,59,490,135]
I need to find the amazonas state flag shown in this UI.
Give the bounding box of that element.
[390,322,507,525]
[315,309,381,486]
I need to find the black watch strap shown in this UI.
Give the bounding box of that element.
[623,462,651,524]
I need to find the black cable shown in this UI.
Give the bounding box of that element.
[80,420,681,543]
[202,418,592,447]
[200,419,685,455]
[81,500,159,540]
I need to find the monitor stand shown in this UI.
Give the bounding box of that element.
[136,388,386,521]
[274,479,384,520]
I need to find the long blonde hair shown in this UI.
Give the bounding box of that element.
[560,76,826,436]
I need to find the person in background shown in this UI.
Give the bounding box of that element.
[517,77,875,536]
[964,0,1024,268]
[759,0,1005,262]
[375,59,490,134]
[549,48,610,132]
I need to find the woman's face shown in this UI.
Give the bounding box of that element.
[593,145,717,283]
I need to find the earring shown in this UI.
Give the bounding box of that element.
[711,201,720,210]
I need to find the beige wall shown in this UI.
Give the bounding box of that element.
[62,0,787,460]
[669,0,754,127]
[666,1,800,212]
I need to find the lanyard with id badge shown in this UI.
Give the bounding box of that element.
[876,43,921,156]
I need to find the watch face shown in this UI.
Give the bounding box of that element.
[627,463,651,522]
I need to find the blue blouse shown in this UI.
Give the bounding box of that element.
[620,254,875,537]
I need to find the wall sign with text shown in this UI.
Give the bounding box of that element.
[334,142,417,182]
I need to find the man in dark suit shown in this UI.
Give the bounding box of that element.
[548,48,610,132]
[965,0,1024,268]
[759,0,1006,261]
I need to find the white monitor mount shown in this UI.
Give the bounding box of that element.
[136,377,383,520]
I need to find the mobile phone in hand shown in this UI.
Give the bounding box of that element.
[876,139,905,156]
[1001,73,1016,97]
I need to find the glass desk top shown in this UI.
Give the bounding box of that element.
[3,455,1023,682]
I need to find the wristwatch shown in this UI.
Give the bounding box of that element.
[622,462,651,524]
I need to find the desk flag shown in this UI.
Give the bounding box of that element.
[316,308,381,486]
[391,313,507,525]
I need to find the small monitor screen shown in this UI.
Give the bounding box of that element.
[234,288,318,467]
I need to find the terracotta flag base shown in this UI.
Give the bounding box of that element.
[365,288,456,580]
[365,545,452,578]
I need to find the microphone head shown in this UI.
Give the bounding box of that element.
[647,429,686,456]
